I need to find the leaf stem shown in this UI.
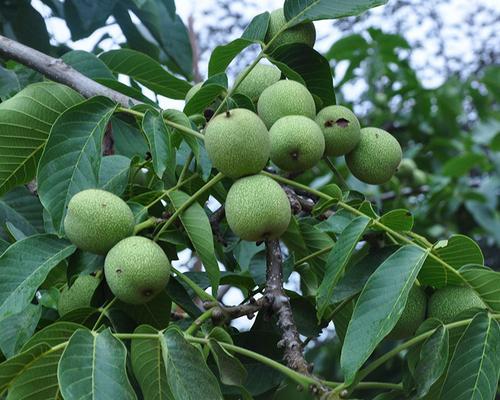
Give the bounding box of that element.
[116,106,205,141]
[92,297,117,331]
[260,171,465,284]
[186,335,322,388]
[323,157,349,191]
[211,15,295,119]
[185,308,214,336]
[178,152,194,183]
[333,313,500,394]
[133,217,157,234]
[294,244,334,266]
[171,266,217,302]
[212,54,264,117]
[144,173,199,209]
[154,172,224,240]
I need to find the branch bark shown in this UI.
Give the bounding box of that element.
[265,239,311,376]
[0,35,139,107]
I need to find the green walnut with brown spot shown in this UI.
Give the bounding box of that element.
[315,105,361,157]
[104,236,171,304]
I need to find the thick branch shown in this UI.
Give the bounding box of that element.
[265,239,311,376]
[0,35,139,107]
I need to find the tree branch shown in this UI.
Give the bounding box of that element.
[0,35,139,107]
[265,239,312,376]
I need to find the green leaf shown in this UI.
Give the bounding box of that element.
[415,325,449,398]
[0,342,51,394]
[117,290,171,329]
[242,11,270,41]
[269,44,336,107]
[330,247,394,304]
[61,50,115,80]
[160,328,223,400]
[127,0,193,78]
[440,313,500,400]
[208,339,247,387]
[162,109,201,178]
[131,325,173,400]
[5,321,84,399]
[0,234,76,321]
[168,191,220,293]
[0,303,41,358]
[99,155,131,196]
[1,186,44,233]
[442,153,485,177]
[64,0,117,40]
[284,0,389,25]
[376,209,414,231]
[420,235,484,287]
[282,217,334,275]
[58,328,136,399]
[208,39,255,77]
[184,84,226,115]
[460,264,500,312]
[207,12,269,76]
[341,245,428,383]
[0,82,83,196]
[0,66,21,100]
[316,216,370,319]
[112,116,149,159]
[37,96,116,234]
[142,110,174,179]
[100,49,191,99]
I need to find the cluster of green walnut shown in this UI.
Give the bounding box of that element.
[389,285,486,339]
[188,9,403,242]
[57,9,477,336]
[59,189,171,314]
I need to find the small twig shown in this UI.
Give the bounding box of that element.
[204,296,270,324]
[323,157,349,191]
[103,122,114,155]
[0,35,139,107]
[209,205,226,244]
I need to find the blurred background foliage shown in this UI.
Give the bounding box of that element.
[0,0,498,397]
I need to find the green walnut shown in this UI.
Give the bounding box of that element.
[225,175,291,241]
[104,236,171,304]
[264,8,316,52]
[345,127,402,185]
[412,169,427,186]
[64,189,135,254]
[388,285,427,339]
[269,115,325,172]
[315,105,361,157]
[257,80,316,128]
[428,286,486,324]
[235,63,281,102]
[204,108,270,178]
[397,158,417,179]
[58,274,101,316]
[185,82,202,103]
